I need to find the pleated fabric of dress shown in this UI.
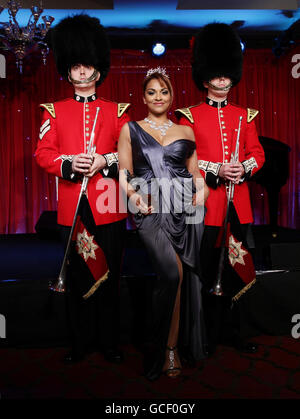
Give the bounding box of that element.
[128,121,207,380]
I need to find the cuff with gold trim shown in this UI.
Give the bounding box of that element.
[54,155,77,182]
[198,160,222,189]
[241,157,258,180]
[103,152,118,167]
[101,152,119,178]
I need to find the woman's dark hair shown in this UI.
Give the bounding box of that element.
[143,72,173,100]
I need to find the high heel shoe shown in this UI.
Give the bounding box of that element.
[163,346,182,378]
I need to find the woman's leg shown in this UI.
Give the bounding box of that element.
[138,224,182,380]
[163,253,183,377]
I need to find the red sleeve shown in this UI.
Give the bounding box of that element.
[101,106,131,178]
[242,118,265,177]
[35,108,70,178]
[178,110,221,188]
[117,110,130,141]
[178,114,193,129]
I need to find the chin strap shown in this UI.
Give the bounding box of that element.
[208,81,232,91]
[68,69,99,85]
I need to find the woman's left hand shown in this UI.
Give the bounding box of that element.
[192,190,206,206]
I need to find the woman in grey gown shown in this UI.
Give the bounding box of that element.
[118,68,209,381]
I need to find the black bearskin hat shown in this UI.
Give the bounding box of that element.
[192,23,243,91]
[46,14,110,86]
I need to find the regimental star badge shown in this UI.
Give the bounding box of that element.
[76,229,99,262]
[228,235,248,267]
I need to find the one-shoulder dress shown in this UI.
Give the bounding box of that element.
[128,121,207,380]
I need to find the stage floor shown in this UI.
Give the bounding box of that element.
[1,335,300,400]
[1,225,299,280]
[0,224,299,345]
[0,225,300,399]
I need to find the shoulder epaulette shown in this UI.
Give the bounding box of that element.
[175,107,194,124]
[118,103,131,118]
[40,103,56,119]
[247,108,259,123]
[189,103,203,109]
[230,103,259,123]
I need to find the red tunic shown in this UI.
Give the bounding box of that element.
[35,96,130,226]
[177,100,265,226]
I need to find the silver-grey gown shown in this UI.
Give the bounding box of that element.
[128,121,207,380]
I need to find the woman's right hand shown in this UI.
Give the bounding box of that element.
[129,192,153,215]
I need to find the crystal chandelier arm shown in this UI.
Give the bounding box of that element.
[10,13,21,36]
[1,0,54,73]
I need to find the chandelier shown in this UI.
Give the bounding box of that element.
[0,1,54,73]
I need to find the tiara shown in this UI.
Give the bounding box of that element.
[146,67,169,78]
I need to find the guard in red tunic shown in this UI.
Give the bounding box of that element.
[37,96,129,227]
[176,99,264,227]
[35,15,130,364]
[176,23,265,354]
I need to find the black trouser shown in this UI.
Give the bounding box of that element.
[200,225,253,346]
[60,219,126,355]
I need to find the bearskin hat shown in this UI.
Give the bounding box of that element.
[46,14,110,86]
[192,23,243,91]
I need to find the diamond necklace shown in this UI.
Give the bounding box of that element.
[144,117,173,136]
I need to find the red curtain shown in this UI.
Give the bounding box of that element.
[0,45,299,233]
